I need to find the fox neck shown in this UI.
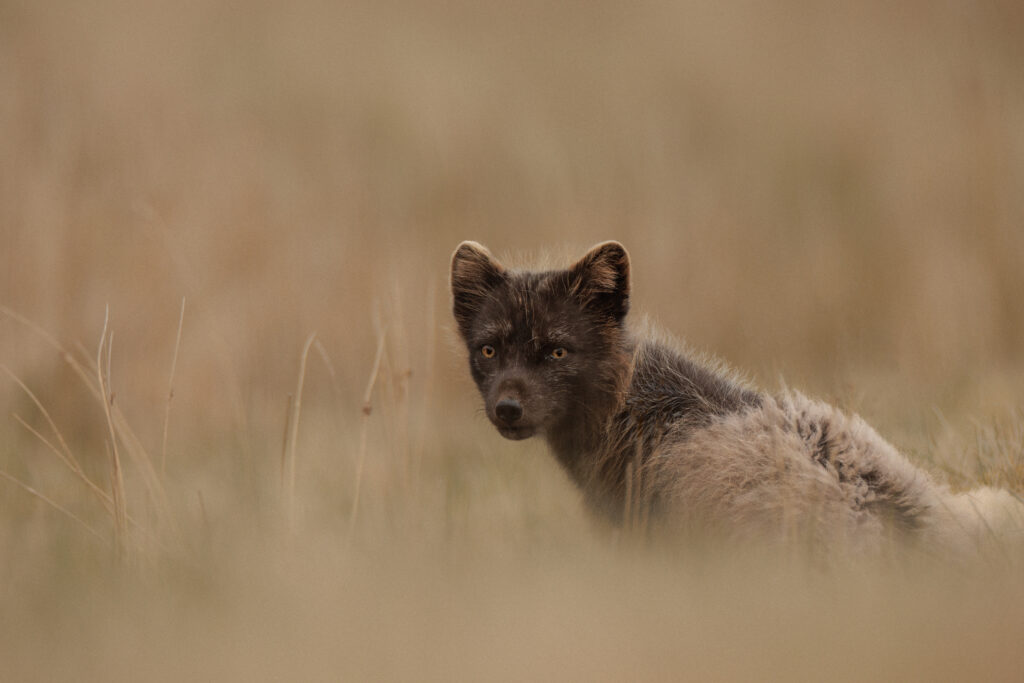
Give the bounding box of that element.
[543,337,635,518]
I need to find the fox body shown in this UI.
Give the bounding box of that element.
[450,241,1023,555]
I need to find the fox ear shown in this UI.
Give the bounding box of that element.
[450,241,506,335]
[568,241,630,322]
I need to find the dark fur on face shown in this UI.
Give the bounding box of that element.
[450,241,631,444]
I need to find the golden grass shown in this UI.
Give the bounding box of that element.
[2,0,1024,680]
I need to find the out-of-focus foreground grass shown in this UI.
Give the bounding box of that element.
[2,1,1024,680]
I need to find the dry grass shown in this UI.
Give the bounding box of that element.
[2,0,1024,680]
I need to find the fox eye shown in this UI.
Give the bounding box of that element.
[550,347,568,360]
[480,345,496,358]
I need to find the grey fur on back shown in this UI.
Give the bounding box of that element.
[611,334,1022,560]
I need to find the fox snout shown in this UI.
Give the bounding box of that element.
[495,398,523,425]
[488,380,537,440]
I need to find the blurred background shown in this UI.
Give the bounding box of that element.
[2,1,1024,679]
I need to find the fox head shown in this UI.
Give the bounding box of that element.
[450,241,631,441]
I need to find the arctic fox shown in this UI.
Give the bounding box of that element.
[450,240,1023,557]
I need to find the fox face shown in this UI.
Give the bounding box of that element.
[450,241,631,441]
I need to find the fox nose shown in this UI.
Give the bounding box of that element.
[495,398,523,424]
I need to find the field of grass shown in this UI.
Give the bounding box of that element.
[3,1,1024,680]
